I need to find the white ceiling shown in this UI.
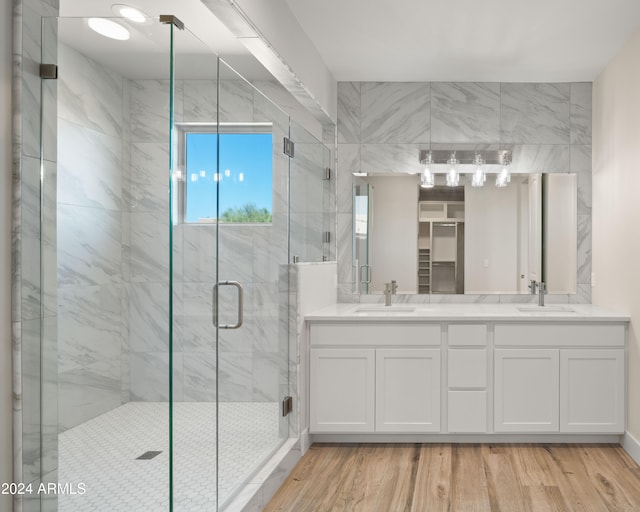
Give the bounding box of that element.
[283,0,640,82]
[60,0,274,79]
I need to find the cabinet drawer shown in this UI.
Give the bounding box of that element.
[448,349,487,388]
[448,324,487,346]
[494,323,625,347]
[310,322,441,346]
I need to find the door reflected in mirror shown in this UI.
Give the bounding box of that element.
[353,173,577,295]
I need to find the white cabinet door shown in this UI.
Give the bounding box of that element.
[375,348,440,433]
[494,349,559,432]
[560,349,625,433]
[310,348,375,433]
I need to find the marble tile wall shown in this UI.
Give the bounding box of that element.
[336,81,592,304]
[57,43,125,431]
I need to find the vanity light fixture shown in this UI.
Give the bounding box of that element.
[88,17,130,40]
[418,149,512,187]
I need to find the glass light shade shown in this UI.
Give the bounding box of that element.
[446,168,459,187]
[471,167,486,187]
[495,166,511,187]
[420,167,434,188]
[446,155,459,187]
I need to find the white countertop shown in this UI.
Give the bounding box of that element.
[305,303,630,323]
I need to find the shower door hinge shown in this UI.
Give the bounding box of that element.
[323,231,331,243]
[39,64,57,79]
[282,396,293,417]
[283,137,295,158]
[323,167,331,180]
[159,15,185,30]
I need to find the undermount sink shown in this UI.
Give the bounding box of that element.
[355,306,417,314]
[517,305,576,313]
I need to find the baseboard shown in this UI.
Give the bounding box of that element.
[300,428,311,455]
[622,431,640,466]
[311,433,622,444]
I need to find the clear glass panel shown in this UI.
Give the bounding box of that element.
[171,24,220,511]
[289,120,331,262]
[216,58,290,509]
[48,16,173,511]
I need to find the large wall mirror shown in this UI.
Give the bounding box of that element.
[353,173,577,295]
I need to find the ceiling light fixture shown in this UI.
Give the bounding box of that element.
[88,17,130,40]
[111,4,149,23]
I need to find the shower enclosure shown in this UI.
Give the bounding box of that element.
[21,13,333,511]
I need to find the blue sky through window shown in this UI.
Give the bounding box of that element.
[185,132,273,223]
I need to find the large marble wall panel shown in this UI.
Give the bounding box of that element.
[431,82,500,143]
[337,82,360,144]
[57,119,122,210]
[572,145,592,216]
[56,43,127,432]
[182,79,218,123]
[219,79,254,123]
[571,83,592,145]
[500,83,571,144]
[58,44,123,139]
[57,205,122,287]
[130,79,182,143]
[361,82,430,144]
[127,142,169,213]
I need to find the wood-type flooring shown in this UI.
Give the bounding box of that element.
[264,443,640,512]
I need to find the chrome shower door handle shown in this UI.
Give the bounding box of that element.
[359,264,372,284]
[212,280,244,329]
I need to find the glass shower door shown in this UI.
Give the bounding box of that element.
[171,32,291,509]
[215,59,291,509]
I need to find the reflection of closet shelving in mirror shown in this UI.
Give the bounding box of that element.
[417,190,465,294]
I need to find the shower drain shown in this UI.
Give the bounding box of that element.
[136,451,162,460]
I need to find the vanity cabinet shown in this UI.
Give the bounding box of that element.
[494,323,625,434]
[307,314,627,438]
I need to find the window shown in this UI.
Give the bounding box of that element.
[181,125,273,224]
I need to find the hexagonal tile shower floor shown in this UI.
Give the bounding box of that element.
[58,401,281,511]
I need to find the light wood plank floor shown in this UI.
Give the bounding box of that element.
[264,444,640,512]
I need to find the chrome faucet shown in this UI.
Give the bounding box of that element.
[383,282,393,306]
[538,281,547,306]
[528,279,538,295]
